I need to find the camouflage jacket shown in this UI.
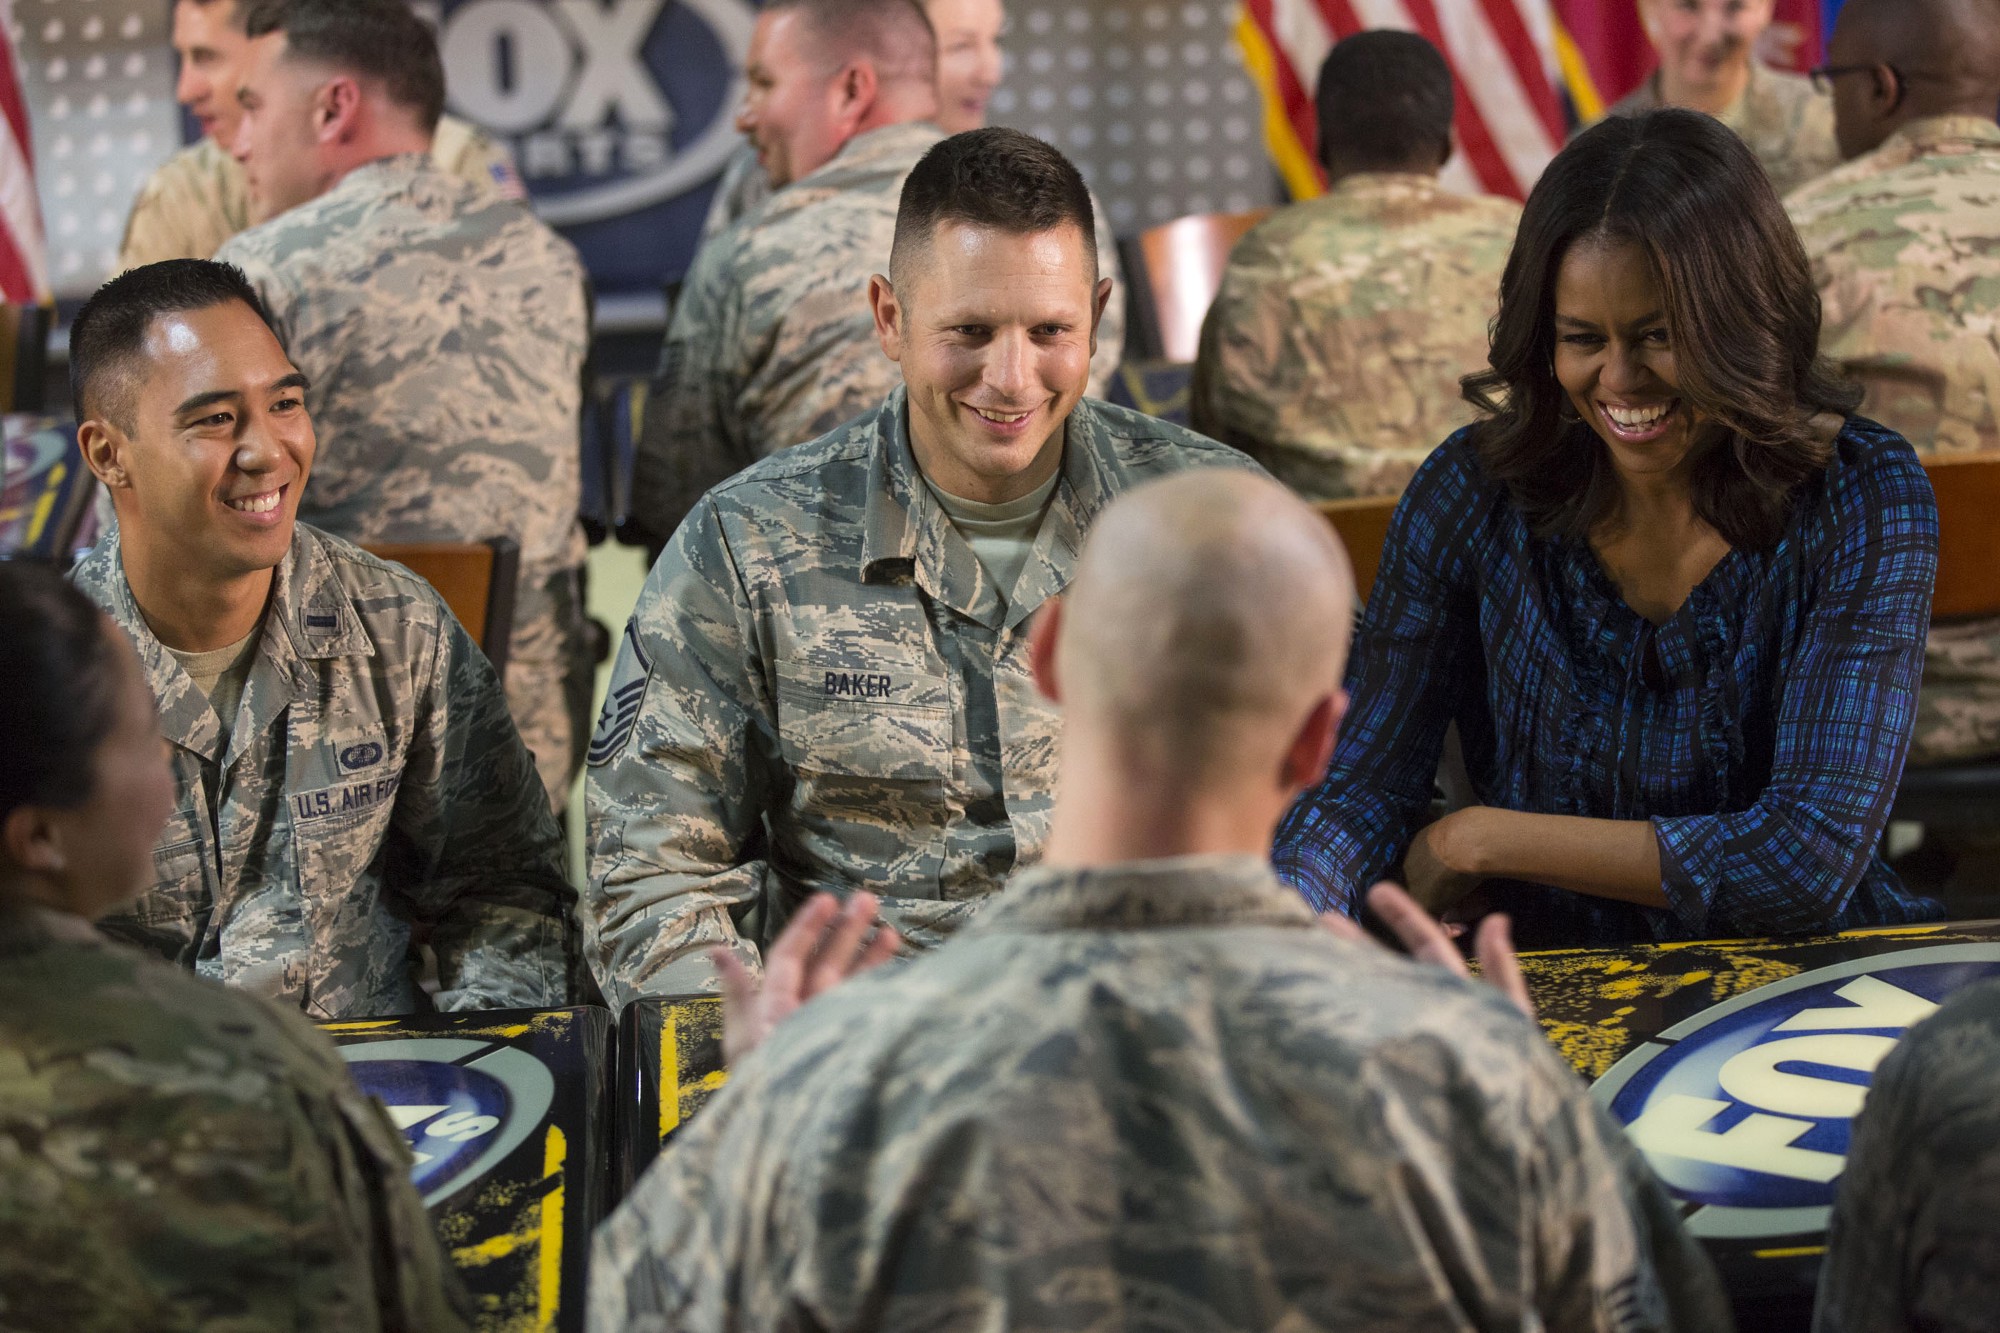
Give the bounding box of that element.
[630,121,945,542]
[215,153,587,584]
[584,390,1256,1005]
[0,907,470,1332]
[1608,61,1840,198]
[1788,116,2000,456]
[1817,976,2000,1332]
[589,855,1733,1332]
[73,524,577,1019]
[1191,172,1519,500]
[117,116,523,272]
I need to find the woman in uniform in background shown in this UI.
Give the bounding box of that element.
[1274,109,1941,948]
[0,563,469,1332]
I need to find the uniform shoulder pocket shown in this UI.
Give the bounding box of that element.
[774,658,952,780]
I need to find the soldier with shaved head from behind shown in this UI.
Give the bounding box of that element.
[588,470,1730,1332]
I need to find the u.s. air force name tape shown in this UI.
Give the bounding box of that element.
[1594,943,2000,1240]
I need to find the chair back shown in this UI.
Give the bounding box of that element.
[362,537,521,674]
[0,418,94,565]
[1923,453,2000,621]
[0,304,49,414]
[1133,210,1270,363]
[1316,496,1398,605]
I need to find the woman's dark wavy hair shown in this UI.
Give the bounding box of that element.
[1461,108,1860,549]
[0,562,123,829]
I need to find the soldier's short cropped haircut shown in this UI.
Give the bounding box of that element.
[891,128,1097,284]
[1314,30,1455,173]
[241,0,446,133]
[69,259,277,432]
[766,0,936,86]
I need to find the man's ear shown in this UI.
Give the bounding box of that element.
[77,418,131,492]
[317,75,363,145]
[1028,596,1064,705]
[1870,62,1905,117]
[1279,689,1345,793]
[1,805,65,877]
[1089,275,1113,350]
[868,273,904,362]
[833,59,880,137]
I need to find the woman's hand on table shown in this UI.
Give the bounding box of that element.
[1320,881,1535,1019]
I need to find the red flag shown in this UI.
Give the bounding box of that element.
[0,0,49,304]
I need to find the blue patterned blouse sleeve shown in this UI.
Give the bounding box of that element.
[1271,436,1482,915]
[1652,433,1937,934]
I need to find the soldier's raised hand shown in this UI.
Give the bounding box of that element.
[711,892,902,1064]
[1319,881,1535,1020]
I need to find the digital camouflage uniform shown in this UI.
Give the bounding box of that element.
[1190,172,1520,500]
[1608,61,1840,197]
[589,855,1733,1332]
[0,907,471,1332]
[116,114,525,272]
[695,138,1126,405]
[216,152,591,807]
[1789,116,2000,765]
[585,390,1255,1006]
[72,524,577,1019]
[1817,976,2000,1333]
[636,122,1125,543]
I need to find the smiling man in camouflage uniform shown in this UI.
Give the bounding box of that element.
[69,260,575,1019]
[585,129,1255,1007]
[627,0,946,547]
[1787,0,2000,771]
[215,0,591,810]
[1192,31,1520,501]
[589,470,1730,1332]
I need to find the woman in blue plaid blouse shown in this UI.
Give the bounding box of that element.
[1273,108,1943,946]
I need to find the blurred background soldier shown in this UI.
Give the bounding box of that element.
[627,0,943,548]
[589,471,1730,1332]
[0,563,471,1330]
[1788,0,2000,897]
[1192,31,1520,501]
[1608,0,1839,196]
[698,0,1123,403]
[217,0,591,810]
[118,0,522,273]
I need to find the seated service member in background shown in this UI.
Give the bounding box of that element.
[1607,0,1838,197]
[1273,109,1942,948]
[698,0,1126,400]
[1191,30,1521,501]
[69,259,576,1019]
[118,0,521,272]
[588,471,1732,1332]
[1816,976,2000,1333]
[0,564,472,1332]
[628,0,944,547]
[586,129,1256,1006]
[217,0,591,810]
[1787,0,2000,772]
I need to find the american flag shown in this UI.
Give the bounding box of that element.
[0,0,47,304]
[1237,0,1826,204]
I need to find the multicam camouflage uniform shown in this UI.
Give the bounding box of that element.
[584,390,1255,1007]
[216,152,590,807]
[695,137,1127,401]
[1789,116,2000,765]
[72,524,576,1019]
[588,855,1733,1332]
[0,906,471,1332]
[1608,61,1840,197]
[116,114,525,271]
[1817,976,2000,1332]
[1190,172,1519,500]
